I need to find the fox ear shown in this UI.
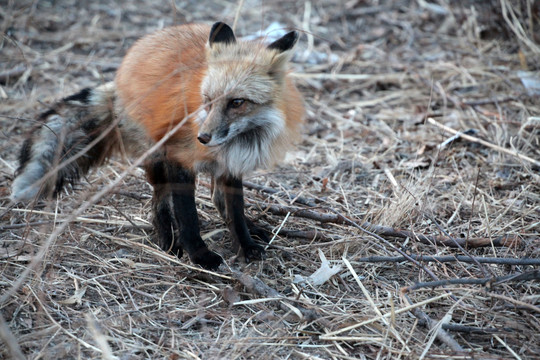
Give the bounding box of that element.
[209,22,236,46]
[267,31,298,52]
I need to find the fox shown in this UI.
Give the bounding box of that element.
[10,22,304,270]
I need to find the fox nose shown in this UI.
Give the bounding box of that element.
[197,133,212,144]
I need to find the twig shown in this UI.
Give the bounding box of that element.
[487,291,540,314]
[428,117,540,168]
[403,294,464,353]
[244,181,318,207]
[272,228,334,241]
[434,323,506,334]
[462,95,519,106]
[0,314,24,360]
[403,269,540,292]
[354,255,540,266]
[0,64,26,84]
[263,203,520,248]
[291,72,405,82]
[230,269,333,329]
[0,220,56,230]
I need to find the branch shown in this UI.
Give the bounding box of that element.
[355,255,540,266]
[0,64,26,84]
[434,323,506,334]
[244,180,318,207]
[0,314,24,360]
[403,294,464,352]
[428,117,540,168]
[230,269,333,329]
[403,269,540,292]
[263,203,520,248]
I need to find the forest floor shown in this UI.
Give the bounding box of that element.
[1,0,539,359]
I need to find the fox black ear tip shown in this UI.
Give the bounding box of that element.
[209,22,236,45]
[288,31,299,41]
[267,30,299,52]
[211,22,226,31]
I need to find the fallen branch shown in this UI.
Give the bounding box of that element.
[461,95,519,106]
[355,255,540,266]
[244,180,318,207]
[428,117,540,168]
[403,294,464,353]
[269,227,334,241]
[230,269,333,329]
[263,203,520,248]
[433,323,506,334]
[0,314,24,360]
[0,64,27,84]
[403,269,540,292]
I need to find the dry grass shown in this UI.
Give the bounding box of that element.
[1,0,539,359]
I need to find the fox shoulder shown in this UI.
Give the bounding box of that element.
[115,24,209,142]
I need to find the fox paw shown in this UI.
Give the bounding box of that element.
[243,243,266,263]
[246,219,270,243]
[191,249,223,270]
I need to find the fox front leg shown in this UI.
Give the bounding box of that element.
[211,177,270,244]
[146,155,223,270]
[213,175,266,262]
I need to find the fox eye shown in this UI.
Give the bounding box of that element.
[203,96,212,110]
[228,98,245,109]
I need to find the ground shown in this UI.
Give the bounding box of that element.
[1,0,539,359]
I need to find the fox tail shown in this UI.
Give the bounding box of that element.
[11,82,123,202]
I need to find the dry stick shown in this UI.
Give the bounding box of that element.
[402,294,464,353]
[0,314,25,360]
[433,323,506,334]
[230,269,333,329]
[244,180,318,207]
[263,203,519,248]
[355,255,540,266]
[0,109,202,308]
[0,64,26,83]
[427,117,540,168]
[462,95,519,106]
[403,269,540,292]
[273,228,334,241]
[0,220,56,230]
[487,291,540,314]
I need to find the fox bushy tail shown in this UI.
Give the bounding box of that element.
[11,82,124,202]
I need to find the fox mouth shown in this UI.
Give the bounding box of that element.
[199,137,229,148]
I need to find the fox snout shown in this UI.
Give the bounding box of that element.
[197,125,229,146]
[197,132,212,144]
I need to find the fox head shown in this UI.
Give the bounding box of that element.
[197,22,298,149]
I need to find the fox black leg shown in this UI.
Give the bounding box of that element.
[212,177,270,244]
[213,175,266,262]
[146,155,223,270]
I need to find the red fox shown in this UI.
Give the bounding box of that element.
[11,22,304,270]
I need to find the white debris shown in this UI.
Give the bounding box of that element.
[518,70,540,95]
[294,249,342,286]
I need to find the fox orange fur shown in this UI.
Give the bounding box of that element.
[11,22,304,269]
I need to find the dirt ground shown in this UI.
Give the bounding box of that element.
[1,0,539,359]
